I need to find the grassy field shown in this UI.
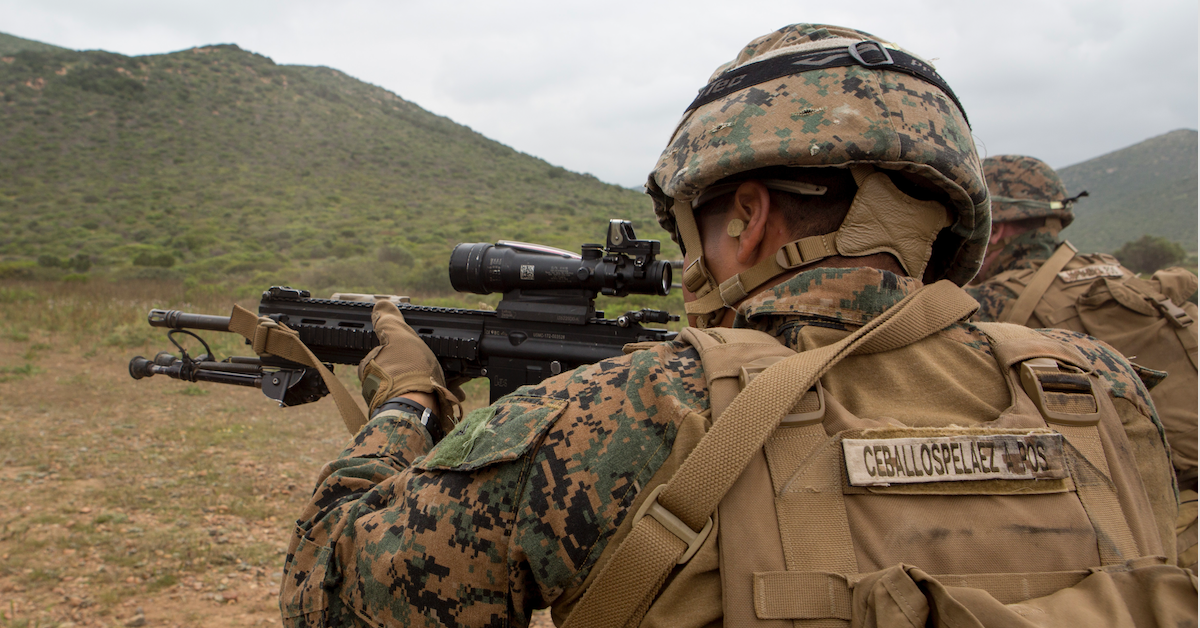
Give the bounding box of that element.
[0,279,513,627]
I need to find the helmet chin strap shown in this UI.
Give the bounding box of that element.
[676,167,952,329]
[673,196,727,329]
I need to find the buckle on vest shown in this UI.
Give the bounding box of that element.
[1155,297,1194,328]
[631,484,713,565]
[1020,358,1101,426]
[740,359,826,426]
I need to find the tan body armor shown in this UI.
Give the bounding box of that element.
[564,283,1194,628]
[989,243,1199,570]
[989,243,1198,473]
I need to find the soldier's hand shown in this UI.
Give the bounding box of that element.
[358,300,461,422]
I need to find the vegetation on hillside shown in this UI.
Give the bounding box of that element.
[1113,235,1188,274]
[0,32,69,56]
[1058,129,1197,254]
[0,33,677,309]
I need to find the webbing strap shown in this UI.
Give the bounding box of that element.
[1055,423,1140,564]
[684,252,790,317]
[228,304,367,435]
[777,233,839,269]
[685,232,842,318]
[1000,242,1078,326]
[771,421,857,582]
[754,572,852,620]
[683,41,969,124]
[562,281,978,628]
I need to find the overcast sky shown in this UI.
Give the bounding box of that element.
[4,0,1197,189]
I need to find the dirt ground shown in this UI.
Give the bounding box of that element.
[0,297,555,627]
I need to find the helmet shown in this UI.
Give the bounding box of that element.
[983,155,1078,227]
[646,24,990,327]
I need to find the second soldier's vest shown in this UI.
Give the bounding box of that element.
[988,242,1198,476]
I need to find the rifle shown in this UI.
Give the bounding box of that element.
[129,220,679,406]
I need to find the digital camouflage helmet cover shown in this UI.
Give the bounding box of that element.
[983,154,1082,228]
[646,24,990,327]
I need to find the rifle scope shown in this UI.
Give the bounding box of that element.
[448,220,671,297]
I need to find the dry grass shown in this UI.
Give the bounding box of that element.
[0,279,517,627]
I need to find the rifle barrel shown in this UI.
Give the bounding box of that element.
[148,309,232,331]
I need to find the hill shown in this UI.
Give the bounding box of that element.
[1058,129,1197,253]
[0,32,70,55]
[0,35,674,306]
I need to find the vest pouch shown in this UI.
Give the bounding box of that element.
[1149,267,1199,307]
[1074,276,1178,353]
[843,559,1196,628]
[1074,275,1200,473]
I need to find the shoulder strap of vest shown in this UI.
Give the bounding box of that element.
[999,241,1078,326]
[562,280,978,628]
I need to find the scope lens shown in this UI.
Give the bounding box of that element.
[449,243,493,294]
[656,261,671,296]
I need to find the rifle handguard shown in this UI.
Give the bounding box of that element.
[228,304,368,435]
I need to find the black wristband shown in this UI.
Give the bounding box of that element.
[374,397,444,444]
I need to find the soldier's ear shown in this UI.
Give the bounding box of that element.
[732,181,771,266]
[989,222,1008,245]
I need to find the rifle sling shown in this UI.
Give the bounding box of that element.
[562,280,978,628]
[228,304,368,435]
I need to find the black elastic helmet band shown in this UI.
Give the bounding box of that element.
[684,41,969,126]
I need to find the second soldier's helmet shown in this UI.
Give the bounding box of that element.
[646,24,990,327]
[983,155,1079,228]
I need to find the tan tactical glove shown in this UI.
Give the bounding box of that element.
[358,300,462,425]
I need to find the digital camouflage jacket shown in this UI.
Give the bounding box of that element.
[282,267,1176,628]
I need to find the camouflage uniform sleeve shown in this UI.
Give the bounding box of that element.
[280,341,704,628]
[1036,329,1179,561]
[280,408,436,627]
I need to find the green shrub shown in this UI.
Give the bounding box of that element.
[377,244,413,266]
[1113,235,1187,274]
[70,253,93,272]
[61,65,146,99]
[404,261,453,294]
[0,260,36,279]
[37,254,65,268]
[133,251,176,267]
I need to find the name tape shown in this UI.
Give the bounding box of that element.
[842,433,1067,486]
[1058,264,1123,284]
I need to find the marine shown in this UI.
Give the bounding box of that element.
[278,25,1195,627]
[967,154,1199,570]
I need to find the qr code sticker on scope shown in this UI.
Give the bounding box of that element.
[521,265,535,280]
